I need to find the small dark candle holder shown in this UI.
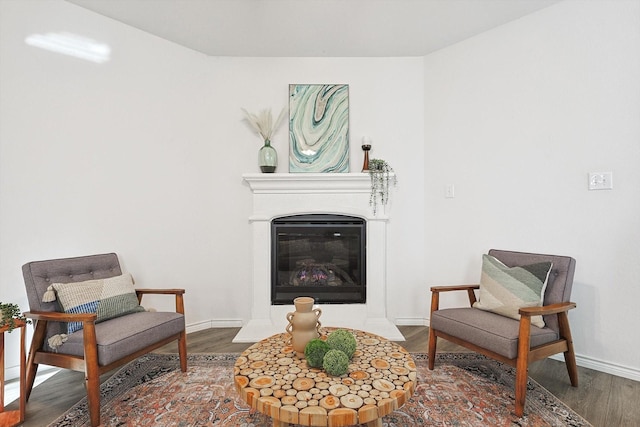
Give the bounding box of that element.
[361,144,371,172]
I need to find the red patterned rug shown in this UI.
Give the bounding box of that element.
[48,353,591,426]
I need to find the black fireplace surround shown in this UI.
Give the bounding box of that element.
[271,214,366,305]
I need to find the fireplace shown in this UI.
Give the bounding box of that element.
[272,214,366,305]
[233,173,404,343]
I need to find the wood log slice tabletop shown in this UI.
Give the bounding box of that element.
[234,327,417,427]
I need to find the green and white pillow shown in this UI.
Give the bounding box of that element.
[473,254,552,328]
[43,273,145,334]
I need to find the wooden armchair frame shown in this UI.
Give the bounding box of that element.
[427,250,578,417]
[22,253,187,427]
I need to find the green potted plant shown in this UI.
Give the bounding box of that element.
[0,302,29,332]
[368,158,397,214]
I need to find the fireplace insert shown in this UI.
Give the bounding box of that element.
[271,214,366,305]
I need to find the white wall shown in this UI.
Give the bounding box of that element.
[2,0,638,383]
[423,0,640,378]
[0,0,221,372]
[0,0,425,376]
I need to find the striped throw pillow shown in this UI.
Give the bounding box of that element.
[50,273,145,334]
[473,254,552,328]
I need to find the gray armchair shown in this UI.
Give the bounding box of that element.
[22,253,187,427]
[428,249,578,417]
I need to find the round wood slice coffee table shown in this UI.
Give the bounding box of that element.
[234,327,417,427]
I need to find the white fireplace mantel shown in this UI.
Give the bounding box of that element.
[242,172,372,194]
[233,172,404,343]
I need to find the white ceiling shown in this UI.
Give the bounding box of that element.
[65,0,562,57]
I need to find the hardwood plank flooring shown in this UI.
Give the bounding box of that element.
[7,326,638,426]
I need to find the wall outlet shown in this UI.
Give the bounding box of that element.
[588,172,613,190]
[445,184,455,198]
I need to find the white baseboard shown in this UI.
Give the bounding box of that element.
[553,353,640,382]
[186,319,244,333]
[400,316,640,382]
[394,317,429,326]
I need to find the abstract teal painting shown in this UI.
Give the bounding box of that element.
[289,84,349,172]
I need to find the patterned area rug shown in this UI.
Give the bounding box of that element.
[48,353,591,427]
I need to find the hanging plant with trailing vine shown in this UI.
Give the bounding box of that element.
[368,158,397,214]
[0,302,29,332]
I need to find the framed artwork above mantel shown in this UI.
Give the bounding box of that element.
[289,84,349,173]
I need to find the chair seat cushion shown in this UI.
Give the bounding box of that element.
[431,307,558,359]
[54,311,185,366]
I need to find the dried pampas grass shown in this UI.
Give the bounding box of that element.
[242,107,286,142]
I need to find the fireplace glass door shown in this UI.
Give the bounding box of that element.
[271,214,366,305]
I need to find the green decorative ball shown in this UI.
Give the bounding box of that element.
[326,329,357,359]
[304,338,330,368]
[323,349,350,376]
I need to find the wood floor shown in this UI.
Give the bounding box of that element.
[8,326,639,426]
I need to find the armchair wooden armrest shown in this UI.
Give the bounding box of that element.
[24,311,99,371]
[519,302,576,317]
[516,301,578,387]
[430,284,479,293]
[24,310,97,323]
[429,284,479,311]
[135,288,185,295]
[135,288,186,314]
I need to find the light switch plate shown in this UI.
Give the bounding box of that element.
[588,172,613,190]
[445,184,455,198]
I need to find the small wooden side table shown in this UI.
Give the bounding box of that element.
[0,320,26,427]
[234,328,416,427]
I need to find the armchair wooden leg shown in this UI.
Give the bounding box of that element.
[86,371,101,427]
[427,327,437,370]
[82,323,101,427]
[514,363,528,417]
[515,316,532,417]
[178,331,187,372]
[564,350,579,387]
[24,359,38,402]
[428,292,440,371]
[428,291,439,370]
[558,312,579,387]
[25,320,48,401]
